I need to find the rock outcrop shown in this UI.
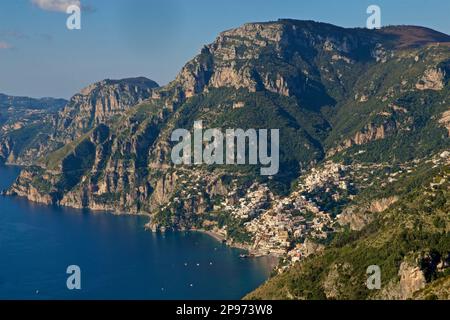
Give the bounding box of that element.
[338,197,398,231]
[416,68,446,91]
[4,21,450,272]
[328,121,398,156]
[55,77,159,142]
[398,262,427,298]
[0,78,158,166]
[5,169,56,205]
[378,260,427,300]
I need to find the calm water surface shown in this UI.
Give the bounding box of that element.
[0,165,273,299]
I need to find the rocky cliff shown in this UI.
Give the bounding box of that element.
[7,20,450,223]
[0,78,158,165]
[4,20,450,300]
[55,77,159,142]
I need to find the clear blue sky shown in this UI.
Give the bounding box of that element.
[1,0,449,99]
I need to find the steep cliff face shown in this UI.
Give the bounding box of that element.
[171,20,388,106]
[55,77,159,142]
[416,68,446,91]
[7,21,450,210]
[3,20,450,300]
[377,259,439,300]
[0,78,158,165]
[338,197,398,231]
[328,120,399,156]
[398,261,427,298]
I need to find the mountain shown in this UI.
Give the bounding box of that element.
[0,94,67,113]
[4,20,450,299]
[0,77,159,165]
[54,77,159,142]
[246,158,449,300]
[0,94,67,164]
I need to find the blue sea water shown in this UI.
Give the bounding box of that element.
[0,165,273,300]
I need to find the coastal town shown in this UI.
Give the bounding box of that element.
[194,151,450,267]
[212,165,340,260]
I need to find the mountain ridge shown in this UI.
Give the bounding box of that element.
[2,19,450,300]
[0,93,67,164]
[0,77,159,165]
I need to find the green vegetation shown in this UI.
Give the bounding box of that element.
[4,21,449,301]
[246,165,449,300]
[58,139,96,192]
[216,212,253,244]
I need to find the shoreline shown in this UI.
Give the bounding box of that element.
[195,229,227,243]
[3,170,279,266]
[142,224,280,264]
[195,229,280,265]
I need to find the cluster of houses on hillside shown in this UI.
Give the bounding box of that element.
[216,182,335,257]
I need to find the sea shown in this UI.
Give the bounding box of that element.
[0,165,273,300]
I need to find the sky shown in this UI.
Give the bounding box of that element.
[0,0,449,99]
